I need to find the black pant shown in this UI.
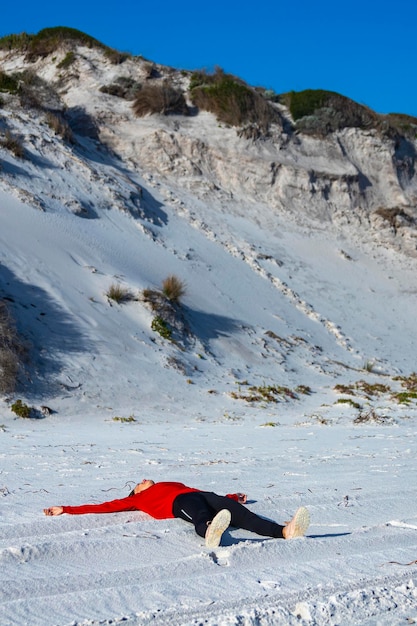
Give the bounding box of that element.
[172,491,284,539]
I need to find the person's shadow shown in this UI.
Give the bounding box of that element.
[220,529,351,546]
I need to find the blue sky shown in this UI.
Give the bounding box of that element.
[1,0,416,117]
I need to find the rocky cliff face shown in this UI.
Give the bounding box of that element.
[1,31,416,256]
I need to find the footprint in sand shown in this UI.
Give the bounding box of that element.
[208,547,230,567]
[258,580,281,590]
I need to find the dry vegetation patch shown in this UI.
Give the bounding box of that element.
[161,275,187,303]
[230,382,308,404]
[374,207,415,232]
[0,300,25,394]
[132,83,189,117]
[353,409,392,425]
[333,373,417,415]
[105,283,133,304]
[1,131,24,158]
[45,111,74,142]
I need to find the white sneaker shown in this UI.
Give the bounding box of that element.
[205,509,231,548]
[283,506,310,539]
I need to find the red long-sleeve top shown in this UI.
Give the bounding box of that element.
[62,481,239,519]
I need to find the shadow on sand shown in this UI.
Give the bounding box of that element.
[183,306,242,343]
[0,262,92,400]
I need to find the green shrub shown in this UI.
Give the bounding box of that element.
[100,83,127,98]
[286,89,331,121]
[132,82,189,116]
[151,316,172,340]
[230,384,298,403]
[25,27,103,61]
[11,399,32,418]
[385,113,417,138]
[161,275,186,304]
[104,48,130,65]
[190,68,281,132]
[0,27,110,62]
[391,391,417,404]
[355,380,391,396]
[0,32,32,51]
[112,415,136,422]
[285,89,380,136]
[336,398,362,409]
[0,71,19,94]
[100,76,141,100]
[57,50,76,69]
[13,70,62,111]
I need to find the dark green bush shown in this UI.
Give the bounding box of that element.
[57,50,76,69]
[25,27,103,61]
[104,48,130,65]
[14,70,62,111]
[385,113,417,138]
[100,76,141,100]
[285,89,380,136]
[0,27,107,61]
[151,316,172,340]
[190,68,281,133]
[0,71,19,94]
[0,32,32,51]
[286,89,330,121]
[11,399,32,418]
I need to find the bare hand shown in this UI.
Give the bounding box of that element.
[44,506,63,516]
[237,493,247,504]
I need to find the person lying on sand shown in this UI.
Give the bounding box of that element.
[44,479,310,548]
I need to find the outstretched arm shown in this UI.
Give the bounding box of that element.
[226,492,247,504]
[43,495,138,516]
[44,506,64,516]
